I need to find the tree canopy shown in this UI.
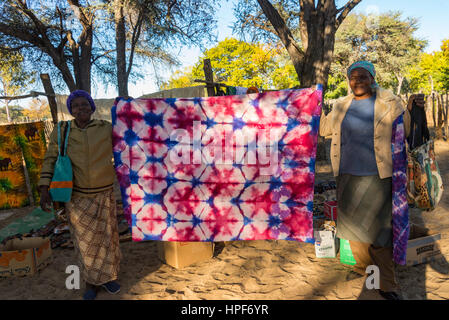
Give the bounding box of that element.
[110,0,218,96]
[0,0,109,93]
[233,0,362,89]
[165,11,430,100]
[408,39,449,94]
[0,49,35,122]
[0,0,218,95]
[329,11,427,97]
[161,38,299,90]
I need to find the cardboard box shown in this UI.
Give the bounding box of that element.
[324,201,338,221]
[313,220,339,258]
[157,241,214,269]
[338,234,443,267]
[406,234,442,266]
[0,237,52,278]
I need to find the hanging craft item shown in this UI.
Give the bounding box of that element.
[15,121,47,203]
[0,121,47,209]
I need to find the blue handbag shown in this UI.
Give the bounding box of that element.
[49,121,73,202]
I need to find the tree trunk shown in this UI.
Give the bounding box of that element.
[256,0,305,80]
[444,92,449,140]
[40,73,59,124]
[115,0,128,97]
[48,47,77,92]
[67,1,94,93]
[397,76,404,95]
[256,0,347,91]
[78,26,93,93]
[437,94,443,139]
[255,0,361,161]
[57,63,77,92]
[203,59,215,97]
[432,92,436,129]
[5,100,11,123]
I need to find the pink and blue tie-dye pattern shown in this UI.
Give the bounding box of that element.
[391,114,410,265]
[111,88,322,242]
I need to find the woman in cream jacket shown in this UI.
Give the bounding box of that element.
[319,61,424,300]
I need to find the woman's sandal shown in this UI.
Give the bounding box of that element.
[378,290,402,300]
[83,284,99,300]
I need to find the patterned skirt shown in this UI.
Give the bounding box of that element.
[65,189,121,285]
[336,174,393,247]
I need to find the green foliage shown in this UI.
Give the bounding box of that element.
[161,68,196,90]
[0,0,218,94]
[0,101,50,123]
[40,128,47,149]
[0,105,26,123]
[13,134,35,171]
[269,56,300,89]
[330,11,426,97]
[0,178,13,192]
[325,74,348,100]
[0,136,5,151]
[0,49,35,122]
[408,39,449,94]
[0,203,11,210]
[0,49,35,97]
[13,134,26,151]
[20,197,30,207]
[441,39,449,56]
[162,38,299,90]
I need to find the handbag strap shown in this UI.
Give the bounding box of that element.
[57,121,71,156]
[409,106,417,149]
[62,121,71,156]
[408,100,430,150]
[57,121,62,156]
[421,106,430,143]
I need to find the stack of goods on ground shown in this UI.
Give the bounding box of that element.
[312,180,339,259]
[313,219,338,258]
[0,203,131,250]
[313,180,337,219]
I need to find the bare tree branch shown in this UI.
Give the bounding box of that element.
[127,10,144,78]
[67,0,90,27]
[256,0,304,60]
[336,0,362,29]
[91,49,116,64]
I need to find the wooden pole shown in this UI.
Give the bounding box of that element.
[21,153,34,207]
[437,94,443,139]
[445,92,449,140]
[40,74,58,124]
[432,92,436,129]
[203,59,215,97]
[5,100,11,123]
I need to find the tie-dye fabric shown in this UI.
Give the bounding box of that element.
[112,88,322,242]
[391,114,409,265]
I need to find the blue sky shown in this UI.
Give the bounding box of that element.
[25,1,449,103]
[111,0,448,100]
[352,0,448,53]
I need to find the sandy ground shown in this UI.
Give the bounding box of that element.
[1,140,448,300]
